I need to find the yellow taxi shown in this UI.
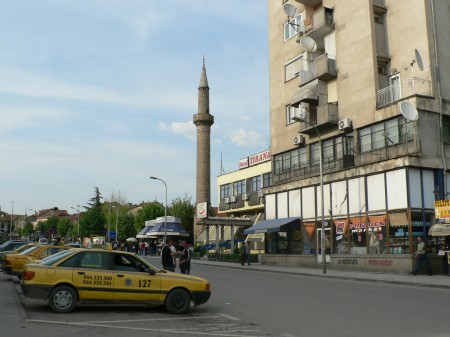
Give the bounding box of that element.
[3,244,71,278]
[21,248,211,314]
[0,243,36,265]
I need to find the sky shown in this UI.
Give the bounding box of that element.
[0,0,270,216]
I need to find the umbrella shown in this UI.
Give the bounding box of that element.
[126,237,137,242]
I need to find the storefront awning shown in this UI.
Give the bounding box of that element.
[388,212,408,227]
[244,217,300,235]
[146,222,189,237]
[136,226,154,238]
[429,224,450,236]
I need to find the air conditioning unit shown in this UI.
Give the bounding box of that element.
[242,193,249,201]
[338,118,352,130]
[230,196,236,203]
[224,197,230,204]
[293,135,305,145]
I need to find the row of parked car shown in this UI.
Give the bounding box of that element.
[0,239,211,315]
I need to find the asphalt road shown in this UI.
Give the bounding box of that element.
[2,261,450,337]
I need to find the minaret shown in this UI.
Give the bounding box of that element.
[193,58,214,238]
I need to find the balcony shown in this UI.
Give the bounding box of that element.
[303,7,334,44]
[299,103,339,135]
[300,53,336,86]
[376,77,432,108]
[295,0,322,7]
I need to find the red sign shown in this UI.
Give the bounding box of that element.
[239,150,270,170]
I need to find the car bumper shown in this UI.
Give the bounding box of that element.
[20,284,52,300]
[191,291,211,306]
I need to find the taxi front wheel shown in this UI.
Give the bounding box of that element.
[48,285,77,313]
[165,289,191,314]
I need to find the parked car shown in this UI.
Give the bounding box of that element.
[0,240,30,252]
[21,248,211,314]
[3,245,71,278]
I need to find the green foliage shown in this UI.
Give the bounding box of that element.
[169,194,195,238]
[79,207,106,237]
[120,213,136,240]
[134,203,164,232]
[87,187,103,209]
[21,221,34,238]
[45,215,59,233]
[56,218,72,238]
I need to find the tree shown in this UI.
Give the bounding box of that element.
[21,221,34,239]
[119,213,136,240]
[169,194,195,238]
[79,187,107,237]
[45,216,59,236]
[108,190,128,205]
[134,203,164,232]
[79,207,106,238]
[56,218,72,238]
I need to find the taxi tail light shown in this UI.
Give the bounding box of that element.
[205,283,211,291]
[23,271,35,281]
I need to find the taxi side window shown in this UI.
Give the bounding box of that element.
[114,254,148,273]
[59,252,112,270]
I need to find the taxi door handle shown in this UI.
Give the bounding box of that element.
[116,274,124,278]
[77,272,85,275]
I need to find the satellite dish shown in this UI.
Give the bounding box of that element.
[299,36,317,53]
[415,49,424,71]
[283,3,299,18]
[399,101,419,121]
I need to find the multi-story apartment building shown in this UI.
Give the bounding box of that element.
[253,0,450,273]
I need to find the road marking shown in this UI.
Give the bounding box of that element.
[84,315,222,324]
[26,320,260,337]
[219,313,240,321]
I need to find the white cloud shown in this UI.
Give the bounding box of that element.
[226,129,266,148]
[158,121,196,141]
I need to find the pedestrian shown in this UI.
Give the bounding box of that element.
[239,243,246,266]
[246,241,251,266]
[412,236,432,276]
[179,240,192,275]
[161,238,176,272]
[139,241,145,256]
[144,241,149,255]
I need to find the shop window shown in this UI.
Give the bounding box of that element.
[388,212,409,254]
[368,215,387,254]
[334,219,349,254]
[349,217,367,254]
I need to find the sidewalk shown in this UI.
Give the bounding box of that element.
[144,256,450,289]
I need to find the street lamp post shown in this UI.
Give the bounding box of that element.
[111,205,118,243]
[150,176,167,245]
[293,116,326,274]
[10,201,14,239]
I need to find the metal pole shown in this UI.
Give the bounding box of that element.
[10,201,13,239]
[293,116,326,274]
[112,205,118,242]
[150,176,168,244]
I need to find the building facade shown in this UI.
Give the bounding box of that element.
[261,0,450,273]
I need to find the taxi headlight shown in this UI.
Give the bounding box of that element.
[205,283,211,291]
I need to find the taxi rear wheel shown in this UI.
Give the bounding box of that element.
[48,285,77,313]
[165,289,191,314]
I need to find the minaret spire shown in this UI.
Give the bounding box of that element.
[193,58,214,239]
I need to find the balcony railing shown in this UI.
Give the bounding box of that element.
[300,53,336,86]
[304,6,334,42]
[299,103,339,135]
[376,77,432,108]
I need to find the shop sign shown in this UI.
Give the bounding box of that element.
[239,150,271,170]
[196,202,207,219]
[350,223,366,229]
[368,221,386,228]
[368,259,393,267]
[239,158,249,169]
[435,200,450,219]
[336,221,345,234]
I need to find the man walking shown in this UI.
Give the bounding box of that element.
[412,236,432,276]
[246,241,251,266]
[179,240,191,275]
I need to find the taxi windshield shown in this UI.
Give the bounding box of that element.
[20,246,40,255]
[40,249,75,266]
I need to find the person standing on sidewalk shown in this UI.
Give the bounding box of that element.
[239,243,246,266]
[412,236,432,276]
[179,240,191,275]
[161,239,176,272]
[246,241,251,266]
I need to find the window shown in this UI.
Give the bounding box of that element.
[284,14,303,41]
[360,127,372,153]
[310,142,320,167]
[372,123,385,150]
[233,180,245,196]
[274,155,283,175]
[285,55,303,82]
[263,172,272,187]
[374,13,384,24]
[323,139,334,167]
[282,152,291,173]
[249,176,261,193]
[443,116,450,143]
[220,184,232,198]
[385,119,400,145]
